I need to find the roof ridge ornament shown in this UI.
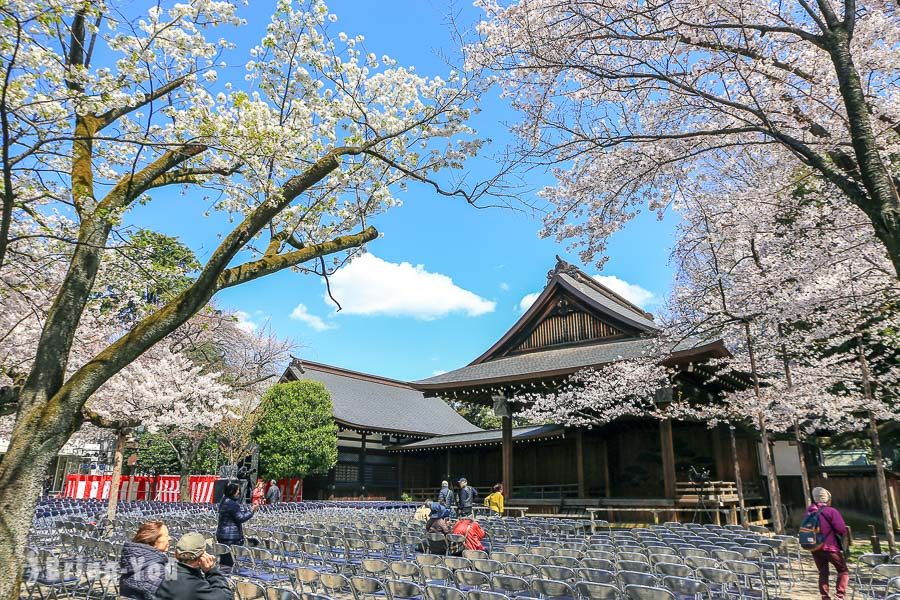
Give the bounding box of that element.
[547,255,580,282]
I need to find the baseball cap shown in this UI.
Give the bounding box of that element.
[175,532,208,560]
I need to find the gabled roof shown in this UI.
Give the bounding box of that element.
[470,257,659,365]
[282,359,482,437]
[390,424,566,452]
[412,257,728,395]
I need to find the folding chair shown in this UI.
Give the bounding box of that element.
[661,575,711,600]
[654,562,691,579]
[455,569,491,591]
[425,584,467,600]
[531,578,575,599]
[265,587,301,600]
[351,575,387,600]
[319,572,353,598]
[292,567,322,594]
[386,579,424,600]
[235,581,267,600]
[491,574,533,598]
[574,581,618,600]
[422,565,453,586]
[623,585,675,600]
[504,562,538,578]
[467,591,511,600]
[390,560,422,582]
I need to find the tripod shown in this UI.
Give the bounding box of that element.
[690,467,716,524]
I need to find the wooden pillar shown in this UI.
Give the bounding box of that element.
[575,430,586,498]
[359,432,367,497]
[711,427,727,480]
[600,441,611,498]
[473,451,481,485]
[660,419,677,498]
[502,415,513,499]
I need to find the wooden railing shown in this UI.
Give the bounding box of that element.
[675,480,739,505]
[512,484,581,499]
[586,504,773,529]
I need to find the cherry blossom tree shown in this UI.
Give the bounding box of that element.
[469,0,900,275]
[0,1,485,594]
[666,151,898,537]
[517,356,671,427]
[85,345,235,517]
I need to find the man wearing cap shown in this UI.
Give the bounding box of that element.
[154,532,233,600]
[456,478,478,517]
[807,487,849,600]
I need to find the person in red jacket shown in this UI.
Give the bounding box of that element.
[808,486,849,600]
[451,517,485,552]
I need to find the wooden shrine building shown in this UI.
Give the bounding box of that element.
[282,258,768,521]
[400,258,765,517]
[281,360,481,499]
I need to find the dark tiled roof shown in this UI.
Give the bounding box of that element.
[284,361,481,436]
[391,424,566,451]
[559,273,659,331]
[414,337,716,388]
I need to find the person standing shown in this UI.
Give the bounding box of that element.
[456,478,477,517]
[808,487,849,600]
[265,480,282,505]
[216,482,257,567]
[251,480,265,509]
[438,480,454,509]
[484,483,504,516]
[154,532,233,600]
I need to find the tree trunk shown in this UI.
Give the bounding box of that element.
[106,429,127,522]
[179,469,191,503]
[869,413,896,554]
[794,419,812,507]
[745,321,784,533]
[826,30,900,277]
[759,417,785,533]
[780,332,812,507]
[0,421,69,600]
[730,426,748,527]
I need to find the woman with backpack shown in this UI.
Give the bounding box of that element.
[806,487,849,600]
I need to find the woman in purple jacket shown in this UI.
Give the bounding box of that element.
[808,487,849,600]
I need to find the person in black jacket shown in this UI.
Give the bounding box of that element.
[215,481,256,567]
[154,532,233,600]
[456,477,478,517]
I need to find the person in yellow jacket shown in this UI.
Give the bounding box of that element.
[483,483,504,516]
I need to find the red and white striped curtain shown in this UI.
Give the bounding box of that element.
[62,473,220,502]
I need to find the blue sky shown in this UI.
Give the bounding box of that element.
[129,0,679,381]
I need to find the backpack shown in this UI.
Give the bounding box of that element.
[799,506,838,552]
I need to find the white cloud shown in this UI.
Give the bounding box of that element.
[289,303,334,331]
[593,275,656,308]
[499,282,510,292]
[233,311,258,333]
[326,254,495,320]
[518,292,540,313]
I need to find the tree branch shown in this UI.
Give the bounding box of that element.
[95,76,188,131]
[101,144,207,210]
[216,226,378,290]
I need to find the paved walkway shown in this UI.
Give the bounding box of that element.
[780,554,851,600]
